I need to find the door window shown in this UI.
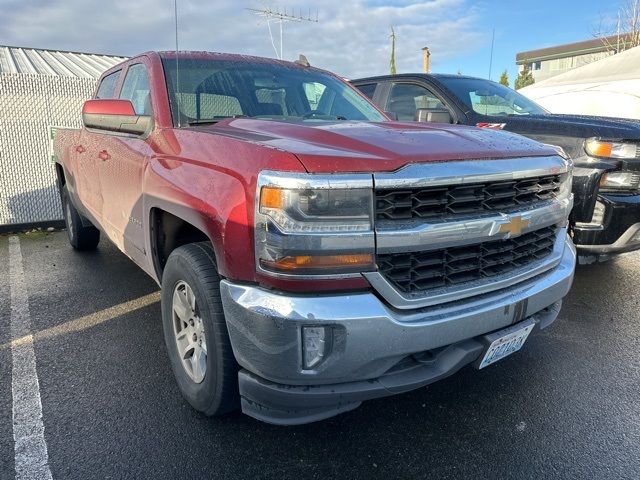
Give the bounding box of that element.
[96,70,121,99]
[387,83,446,121]
[356,83,376,100]
[119,64,152,115]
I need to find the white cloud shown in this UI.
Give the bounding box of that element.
[0,0,485,78]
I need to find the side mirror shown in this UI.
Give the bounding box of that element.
[385,111,399,121]
[82,99,151,136]
[415,108,452,124]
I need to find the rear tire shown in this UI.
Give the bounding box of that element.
[61,186,100,250]
[161,242,239,416]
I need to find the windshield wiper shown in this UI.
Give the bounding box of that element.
[188,115,248,126]
[188,119,224,125]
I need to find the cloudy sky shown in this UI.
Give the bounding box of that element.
[0,0,620,82]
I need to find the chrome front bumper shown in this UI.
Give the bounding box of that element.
[220,234,576,388]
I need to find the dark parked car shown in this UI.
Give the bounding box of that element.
[352,74,640,263]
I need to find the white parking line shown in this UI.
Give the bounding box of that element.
[9,236,53,480]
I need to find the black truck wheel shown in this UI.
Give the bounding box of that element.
[61,186,100,250]
[161,242,239,416]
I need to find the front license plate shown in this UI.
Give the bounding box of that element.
[477,320,535,369]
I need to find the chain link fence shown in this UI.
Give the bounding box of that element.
[0,73,96,228]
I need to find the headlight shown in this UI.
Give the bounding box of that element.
[585,138,638,159]
[260,186,372,232]
[599,171,640,192]
[255,171,375,277]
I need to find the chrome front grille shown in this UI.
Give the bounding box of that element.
[377,226,557,294]
[375,174,562,221]
[367,156,573,310]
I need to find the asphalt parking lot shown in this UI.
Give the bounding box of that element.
[1,231,639,480]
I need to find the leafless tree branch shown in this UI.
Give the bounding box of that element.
[593,0,640,53]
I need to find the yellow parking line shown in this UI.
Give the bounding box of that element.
[3,291,160,350]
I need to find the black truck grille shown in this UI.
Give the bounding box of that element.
[375,174,562,221]
[377,226,557,294]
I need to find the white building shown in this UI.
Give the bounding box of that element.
[0,46,126,229]
[516,34,633,83]
[520,45,640,120]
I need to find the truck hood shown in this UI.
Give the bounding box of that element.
[201,118,555,173]
[502,113,640,141]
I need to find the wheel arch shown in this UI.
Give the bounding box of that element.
[149,205,221,281]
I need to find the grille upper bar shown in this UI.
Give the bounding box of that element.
[373,156,570,190]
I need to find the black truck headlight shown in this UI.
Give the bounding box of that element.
[585,138,638,160]
[599,171,640,192]
[255,171,375,277]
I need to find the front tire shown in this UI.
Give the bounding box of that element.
[161,242,239,416]
[61,186,100,250]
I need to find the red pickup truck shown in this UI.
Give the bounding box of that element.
[53,51,576,425]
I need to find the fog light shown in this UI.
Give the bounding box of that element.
[302,326,327,369]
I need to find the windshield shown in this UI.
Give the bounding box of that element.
[439,77,547,117]
[161,57,386,126]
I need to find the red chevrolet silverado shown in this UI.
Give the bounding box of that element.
[53,51,576,425]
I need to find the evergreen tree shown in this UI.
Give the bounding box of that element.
[499,70,509,87]
[514,69,535,90]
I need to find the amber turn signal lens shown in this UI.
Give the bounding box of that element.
[585,139,613,158]
[260,186,284,209]
[261,254,374,272]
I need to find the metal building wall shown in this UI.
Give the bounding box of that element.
[0,73,96,227]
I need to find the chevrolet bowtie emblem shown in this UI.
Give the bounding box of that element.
[499,216,530,236]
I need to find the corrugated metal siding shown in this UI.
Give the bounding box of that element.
[0,46,127,78]
[0,47,128,228]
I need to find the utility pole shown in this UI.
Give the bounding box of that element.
[248,6,319,60]
[390,27,397,75]
[422,47,430,73]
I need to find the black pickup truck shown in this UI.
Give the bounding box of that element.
[352,74,640,263]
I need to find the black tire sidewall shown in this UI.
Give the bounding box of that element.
[61,187,78,248]
[61,186,99,250]
[161,247,230,414]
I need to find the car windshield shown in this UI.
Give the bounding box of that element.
[438,77,547,117]
[161,57,386,126]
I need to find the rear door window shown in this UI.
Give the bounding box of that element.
[255,87,289,115]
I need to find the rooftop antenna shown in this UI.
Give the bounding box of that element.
[247,5,319,60]
[488,27,495,80]
[174,0,181,126]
